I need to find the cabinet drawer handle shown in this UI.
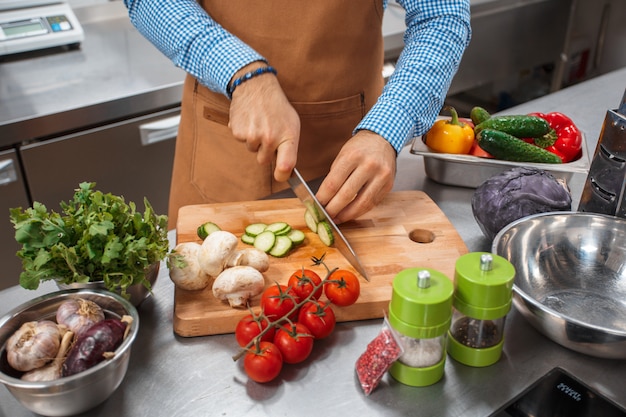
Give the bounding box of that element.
[0,159,17,186]
[139,115,181,146]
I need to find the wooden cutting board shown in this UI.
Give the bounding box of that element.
[173,190,467,337]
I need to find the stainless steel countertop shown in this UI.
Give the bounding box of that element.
[0,2,186,148]
[1,67,626,417]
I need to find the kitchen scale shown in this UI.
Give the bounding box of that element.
[0,0,84,56]
[489,368,626,417]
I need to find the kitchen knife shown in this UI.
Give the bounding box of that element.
[288,168,369,281]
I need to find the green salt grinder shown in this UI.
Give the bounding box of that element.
[447,252,515,367]
[388,268,454,387]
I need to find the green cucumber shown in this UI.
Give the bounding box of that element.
[476,129,562,164]
[475,115,552,138]
[197,221,221,240]
[470,106,491,125]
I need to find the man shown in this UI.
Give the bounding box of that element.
[123,0,471,228]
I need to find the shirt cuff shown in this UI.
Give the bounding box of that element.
[355,100,417,154]
[200,35,266,97]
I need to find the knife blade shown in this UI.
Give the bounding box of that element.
[288,168,369,281]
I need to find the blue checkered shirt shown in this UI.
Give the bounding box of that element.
[124,0,471,153]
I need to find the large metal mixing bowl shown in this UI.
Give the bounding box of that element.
[492,211,626,359]
[0,289,139,416]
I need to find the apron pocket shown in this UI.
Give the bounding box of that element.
[291,92,365,180]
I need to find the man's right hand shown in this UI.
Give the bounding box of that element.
[228,62,300,183]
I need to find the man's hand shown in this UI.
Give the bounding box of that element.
[316,130,396,224]
[228,63,300,182]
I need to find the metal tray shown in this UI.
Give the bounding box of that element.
[409,127,590,188]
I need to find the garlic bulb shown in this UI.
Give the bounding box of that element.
[6,320,65,372]
[21,330,74,382]
[56,298,105,337]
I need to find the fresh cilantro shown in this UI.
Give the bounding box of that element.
[9,182,169,299]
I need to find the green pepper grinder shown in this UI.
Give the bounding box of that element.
[388,268,454,387]
[447,252,515,367]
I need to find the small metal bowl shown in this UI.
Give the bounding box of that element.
[56,262,160,306]
[492,211,626,359]
[0,289,139,416]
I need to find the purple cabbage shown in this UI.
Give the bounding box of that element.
[472,167,572,240]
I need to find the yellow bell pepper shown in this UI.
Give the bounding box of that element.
[424,107,475,154]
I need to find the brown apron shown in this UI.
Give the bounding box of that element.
[168,0,385,228]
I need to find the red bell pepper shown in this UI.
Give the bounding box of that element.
[528,112,583,163]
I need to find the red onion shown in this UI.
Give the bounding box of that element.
[62,315,132,377]
[56,298,105,337]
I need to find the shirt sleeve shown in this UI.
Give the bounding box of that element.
[123,0,265,96]
[356,0,472,154]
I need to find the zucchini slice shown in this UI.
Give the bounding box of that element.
[269,235,294,257]
[287,229,306,245]
[316,221,334,247]
[253,230,277,253]
[304,210,318,233]
[197,221,221,240]
[265,222,291,236]
[245,223,268,237]
[241,233,256,245]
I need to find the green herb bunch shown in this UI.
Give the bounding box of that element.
[9,182,169,298]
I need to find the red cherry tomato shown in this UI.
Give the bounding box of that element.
[287,268,323,301]
[235,313,275,347]
[324,269,360,307]
[273,322,314,364]
[260,284,300,322]
[243,341,283,383]
[297,300,336,339]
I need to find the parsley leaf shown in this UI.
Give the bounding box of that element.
[10,182,169,299]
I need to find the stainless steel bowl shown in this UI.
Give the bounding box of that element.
[56,262,159,306]
[0,289,139,416]
[492,211,626,359]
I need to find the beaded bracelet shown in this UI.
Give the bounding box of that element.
[227,66,277,98]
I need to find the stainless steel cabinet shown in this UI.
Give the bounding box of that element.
[0,148,30,290]
[19,107,180,217]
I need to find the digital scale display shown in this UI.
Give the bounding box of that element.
[2,19,47,37]
[0,2,83,55]
[489,368,626,417]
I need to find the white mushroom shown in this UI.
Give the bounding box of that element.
[198,230,239,277]
[226,248,270,272]
[168,242,212,291]
[212,266,265,308]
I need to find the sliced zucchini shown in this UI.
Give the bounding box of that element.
[245,223,267,237]
[253,230,277,253]
[287,229,306,245]
[269,235,293,257]
[304,210,318,233]
[316,221,334,247]
[265,222,291,236]
[197,221,221,240]
[241,233,256,245]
